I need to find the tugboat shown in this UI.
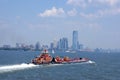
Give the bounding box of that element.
[32,50,52,65]
[31,50,89,65]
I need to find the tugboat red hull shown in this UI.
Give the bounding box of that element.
[32,57,89,65]
[31,50,89,65]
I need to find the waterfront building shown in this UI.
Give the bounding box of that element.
[16,43,20,48]
[3,45,11,49]
[41,45,49,49]
[58,37,68,50]
[50,42,54,49]
[53,40,58,49]
[78,44,84,50]
[72,30,79,50]
[35,42,41,50]
[29,44,34,49]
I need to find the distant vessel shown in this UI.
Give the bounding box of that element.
[52,49,55,54]
[65,50,70,53]
[31,50,89,65]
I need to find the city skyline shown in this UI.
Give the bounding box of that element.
[0,0,120,49]
[1,31,76,49]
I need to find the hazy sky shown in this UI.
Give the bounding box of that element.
[0,0,120,49]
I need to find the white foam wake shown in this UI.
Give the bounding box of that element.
[86,60,96,64]
[0,63,38,73]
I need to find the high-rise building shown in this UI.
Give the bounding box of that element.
[35,42,41,50]
[53,40,58,49]
[50,42,54,49]
[72,30,79,50]
[58,37,68,50]
[78,44,83,50]
[16,43,20,48]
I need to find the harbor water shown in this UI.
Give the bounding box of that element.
[0,50,120,80]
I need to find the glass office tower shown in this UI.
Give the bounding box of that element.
[58,37,68,50]
[72,31,78,50]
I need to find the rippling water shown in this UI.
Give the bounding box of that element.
[0,50,120,80]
